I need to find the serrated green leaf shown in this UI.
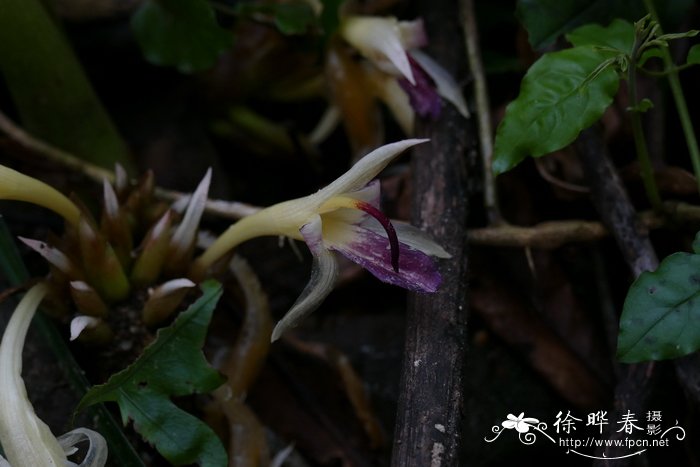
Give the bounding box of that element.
[617,251,700,362]
[78,280,226,466]
[492,46,619,174]
[516,0,693,49]
[687,44,700,65]
[566,19,635,56]
[131,0,232,73]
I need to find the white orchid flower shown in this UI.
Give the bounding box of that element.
[191,139,450,341]
[0,283,107,466]
[338,15,469,120]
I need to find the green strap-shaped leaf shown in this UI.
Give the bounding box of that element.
[78,280,227,466]
[492,46,619,174]
[0,0,135,173]
[132,0,233,73]
[618,247,700,362]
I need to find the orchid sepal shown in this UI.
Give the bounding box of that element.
[0,283,108,466]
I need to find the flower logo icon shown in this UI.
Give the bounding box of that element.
[502,413,540,433]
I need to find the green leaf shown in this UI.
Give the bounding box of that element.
[628,97,654,113]
[566,19,635,56]
[132,0,233,73]
[492,46,620,174]
[639,47,663,67]
[272,3,316,34]
[0,0,135,173]
[656,30,700,42]
[78,280,226,466]
[235,2,316,35]
[618,245,700,362]
[686,44,700,65]
[320,0,345,37]
[516,0,693,49]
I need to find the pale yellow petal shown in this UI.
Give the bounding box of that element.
[0,283,67,465]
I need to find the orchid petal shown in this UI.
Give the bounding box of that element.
[70,316,101,341]
[309,105,341,146]
[114,163,128,194]
[410,50,470,118]
[0,165,80,226]
[170,168,211,257]
[57,427,108,467]
[319,180,381,230]
[315,139,427,201]
[270,443,295,467]
[142,278,196,326]
[18,237,78,276]
[398,59,442,119]
[364,65,414,135]
[0,454,10,467]
[398,19,428,49]
[271,216,339,341]
[0,283,68,465]
[327,226,441,292]
[102,179,120,219]
[341,16,415,84]
[364,220,451,258]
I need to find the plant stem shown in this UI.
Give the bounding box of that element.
[643,0,700,196]
[629,41,662,210]
[460,0,502,224]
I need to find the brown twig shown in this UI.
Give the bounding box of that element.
[576,127,659,465]
[468,202,700,248]
[0,108,261,219]
[460,0,501,224]
[6,106,700,252]
[390,1,472,464]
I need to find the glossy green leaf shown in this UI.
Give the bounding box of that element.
[687,44,700,65]
[78,280,226,466]
[517,0,693,49]
[132,0,232,73]
[618,242,700,362]
[566,19,635,56]
[492,46,619,174]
